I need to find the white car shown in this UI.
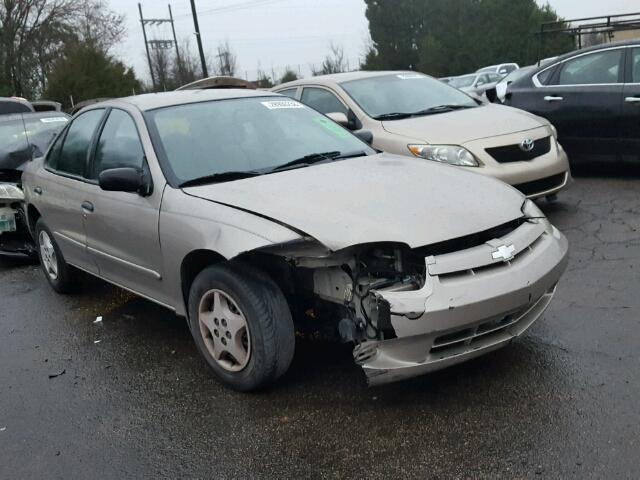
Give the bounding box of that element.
[477,63,520,75]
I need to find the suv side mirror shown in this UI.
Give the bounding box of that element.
[326,112,349,127]
[99,167,150,195]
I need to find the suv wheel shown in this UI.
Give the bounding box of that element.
[188,263,295,391]
[35,219,77,293]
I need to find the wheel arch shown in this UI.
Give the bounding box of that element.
[180,249,228,314]
[27,204,42,235]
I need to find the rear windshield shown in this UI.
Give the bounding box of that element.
[146,96,373,185]
[448,75,477,88]
[0,113,68,169]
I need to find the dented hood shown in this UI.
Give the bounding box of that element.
[382,104,545,144]
[183,153,525,251]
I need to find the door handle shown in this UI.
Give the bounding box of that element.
[544,95,564,102]
[625,97,640,103]
[33,186,42,195]
[81,201,94,213]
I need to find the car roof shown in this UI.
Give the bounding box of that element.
[274,71,425,89]
[86,89,278,113]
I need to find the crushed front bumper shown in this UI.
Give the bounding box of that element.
[356,220,569,386]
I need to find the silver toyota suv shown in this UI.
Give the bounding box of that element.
[22,90,568,391]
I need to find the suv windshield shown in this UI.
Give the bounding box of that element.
[341,73,477,119]
[146,96,374,186]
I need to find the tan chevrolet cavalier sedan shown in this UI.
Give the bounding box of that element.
[274,71,571,200]
[23,89,568,390]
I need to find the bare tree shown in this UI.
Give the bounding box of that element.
[213,40,237,77]
[0,0,125,97]
[312,43,347,76]
[73,0,125,53]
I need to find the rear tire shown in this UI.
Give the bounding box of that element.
[35,219,77,293]
[188,262,295,391]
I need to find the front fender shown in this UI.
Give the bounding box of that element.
[159,187,302,315]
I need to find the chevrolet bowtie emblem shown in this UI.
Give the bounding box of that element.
[492,244,515,261]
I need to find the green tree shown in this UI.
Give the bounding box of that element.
[279,68,299,84]
[45,42,140,109]
[363,0,575,77]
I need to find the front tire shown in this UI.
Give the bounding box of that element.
[188,262,295,391]
[35,219,77,294]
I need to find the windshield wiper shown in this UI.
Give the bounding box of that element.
[268,151,341,173]
[179,170,263,188]
[373,112,413,120]
[410,104,475,116]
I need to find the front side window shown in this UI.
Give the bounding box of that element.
[557,49,622,85]
[147,97,373,186]
[56,109,104,176]
[300,87,347,114]
[343,74,478,119]
[92,109,144,178]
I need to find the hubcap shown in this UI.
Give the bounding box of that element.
[39,231,58,281]
[198,289,251,372]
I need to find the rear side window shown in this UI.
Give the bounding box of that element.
[301,87,347,114]
[536,67,555,86]
[92,109,144,178]
[56,109,104,176]
[44,129,65,170]
[277,88,298,99]
[556,49,622,85]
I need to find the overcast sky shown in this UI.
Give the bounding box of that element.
[109,0,639,83]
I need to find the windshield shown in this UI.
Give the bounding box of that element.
[448,75,477,88]
[340,73,477,119]
[0,113,68,169]
[146,96,374,186]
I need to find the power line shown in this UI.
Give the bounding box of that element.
[174,0,288,20]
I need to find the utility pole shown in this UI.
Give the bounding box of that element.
[139,4,182,91]
[190,0,208,78]
[139,3,156,91]
[168,4,184,81]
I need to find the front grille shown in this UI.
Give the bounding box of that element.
[431,306,530,354]
[408,217,524,260]
[513,173,565,196]
[485,136,551,163]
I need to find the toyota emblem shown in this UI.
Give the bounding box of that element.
[519,138,535,153]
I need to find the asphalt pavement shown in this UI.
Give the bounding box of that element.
[1,171,638,479]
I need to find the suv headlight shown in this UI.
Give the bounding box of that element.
[408,144,479,167]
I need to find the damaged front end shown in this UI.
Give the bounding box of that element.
[249,199,568,386]
[0,172,35,256]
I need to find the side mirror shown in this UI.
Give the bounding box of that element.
[354,130,374,145]
[326,112,349,128]
[99,167,150,195]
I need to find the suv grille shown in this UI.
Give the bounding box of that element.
[485,136,551,163]
[513,173,565,196]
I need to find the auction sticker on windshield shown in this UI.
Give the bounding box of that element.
[261,100,304,109]
[397,74,423,80]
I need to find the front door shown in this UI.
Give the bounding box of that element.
[83,108,164,300]
[621,46,640,163]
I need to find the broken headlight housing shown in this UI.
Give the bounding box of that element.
[408,144,479,167]
[522,199,554,233]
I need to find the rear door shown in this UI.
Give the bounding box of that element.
[621,46,640,162]
[527,47,625,161]
[35,109,105,272]
[83,107,164,299]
